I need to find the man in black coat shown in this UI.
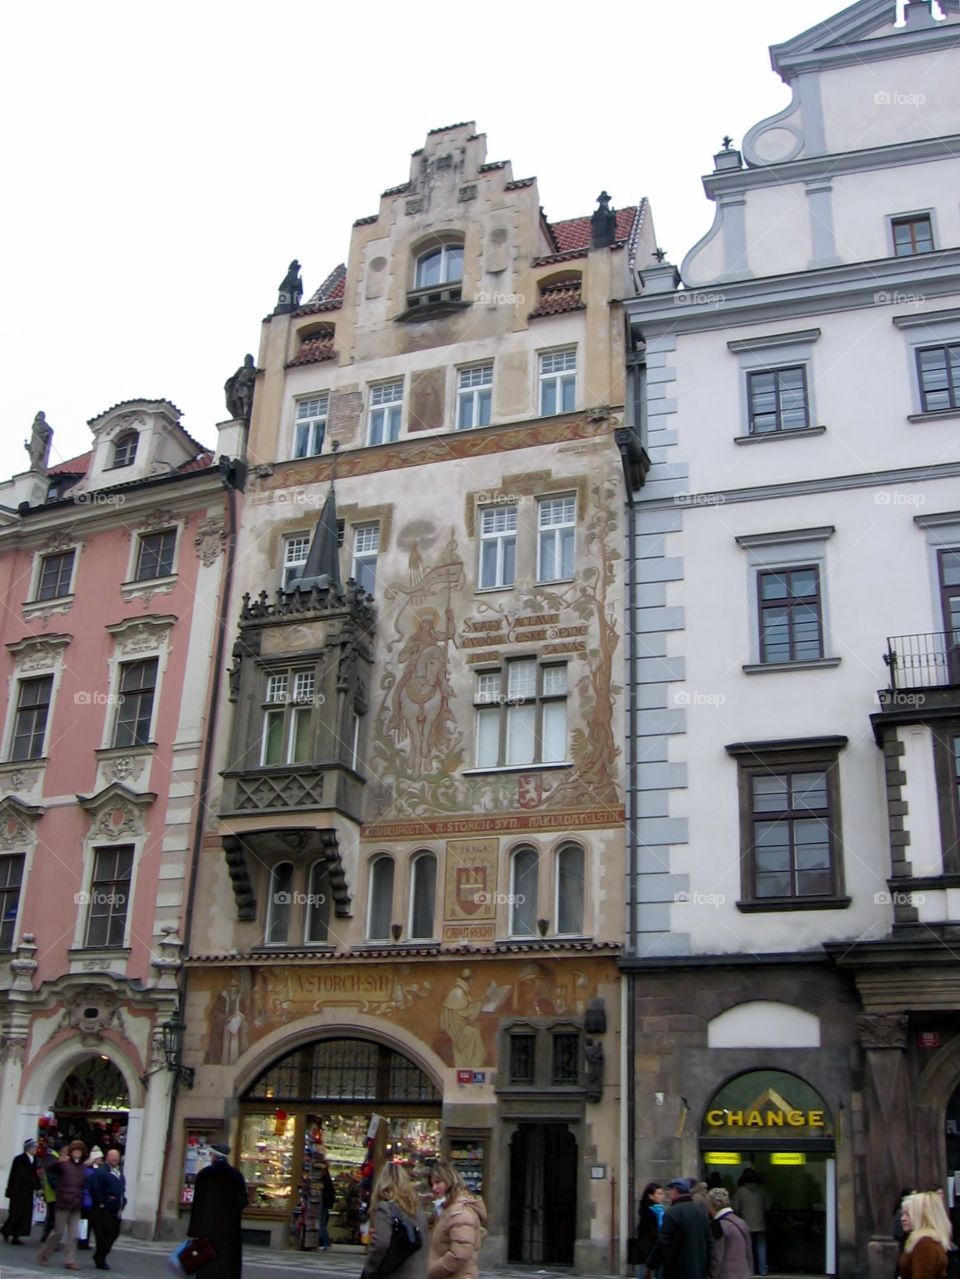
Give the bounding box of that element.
[3,1138,40,1244]
[187,1143,248,1279]
[645,1177,712,1279]
[90,1148,126,1270]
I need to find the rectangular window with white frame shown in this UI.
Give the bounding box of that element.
[135,529,177,581]
[474,659,568,768]
[352,524,379,596]
[282,533,311,588]
[261,669,316,766]
[537,495,576,583]
[0,853,25,951]
[368,380,403,446]
[35,550,76,601]
[10,675,53,761]
[478,505,517,590]
[113,658,158,748]
[293,394,329,459]
[84,845,133,948]
[458,365,493,429]
[539,349,576,416]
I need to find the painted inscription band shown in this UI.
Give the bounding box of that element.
[365,807,625,840]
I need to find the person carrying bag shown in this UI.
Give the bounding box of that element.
[364,1163,426,1279]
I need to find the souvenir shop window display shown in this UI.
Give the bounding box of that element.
[386,1117,442,1206]
[446,1137,485,1196]
[180,1129,218,1207]
[239,1112,295,1212]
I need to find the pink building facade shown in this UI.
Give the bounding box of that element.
[0,399,243,1234]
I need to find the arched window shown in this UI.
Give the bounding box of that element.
[367,856,395,941]
[112,432,138,468]
[409,852,437,940]
[305,860,331,944]
[266,862,293,945]
[556,843,585,935]
[510,847,539,937]
[415,243,463,290]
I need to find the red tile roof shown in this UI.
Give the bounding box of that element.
[49,452,91,476]
[549,205,638,253]
[288,332,335,367]
[529,279,586,319]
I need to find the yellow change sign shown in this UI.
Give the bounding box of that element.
[705,1109,825,1129]
[771,1153,807,1165]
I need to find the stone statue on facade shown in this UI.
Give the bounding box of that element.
[24,411,53,473]
[591,191,617,250]
[274,259,303,314]
[224,354,257,423]
[584,1037,604,1101]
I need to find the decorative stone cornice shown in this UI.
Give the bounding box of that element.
[0,796,45,850]
[77,782,157,841]
[5,632,71,672]
[104,615,176,656]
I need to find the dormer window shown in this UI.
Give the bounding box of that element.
[111,432,139,468]
[415,243,463,289]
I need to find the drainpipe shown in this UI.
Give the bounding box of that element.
[619,335,646,1272]
[153,460,242,1237]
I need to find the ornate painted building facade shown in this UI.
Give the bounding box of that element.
[166,123,655,1268]
[0,401,242,1233]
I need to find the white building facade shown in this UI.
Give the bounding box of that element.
[622,3,960,1277]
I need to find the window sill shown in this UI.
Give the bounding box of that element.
[535,576,575,587]
[736,896,851,914]
[734,426,826,446]
[908,409,960,424]
[475,584,516,595]
[121,574,178,602]
[742,658,841,674]
[462,762,572,776]
[23,594,75,619]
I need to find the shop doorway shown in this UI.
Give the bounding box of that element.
[507,1123,577,1265]
[701,1070,836,1276]
[49,1057,130,1155]
[237,1037,442,1247]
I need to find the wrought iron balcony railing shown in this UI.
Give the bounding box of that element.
[884,631,960,691]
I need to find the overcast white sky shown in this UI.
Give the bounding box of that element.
[0,0,851,479]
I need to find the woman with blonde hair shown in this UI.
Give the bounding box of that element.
[365,1162,427,1279]
[899,1191,952,1279]
[428,1162,487,1279]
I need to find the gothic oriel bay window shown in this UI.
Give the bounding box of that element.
[261,670,317,766]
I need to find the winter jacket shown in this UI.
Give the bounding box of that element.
[51,1157,87,1211]
[732,1183,768,1234]
[427,1193,487,1279]
[646,1195,712,1279]
[90,1164,127,1217]
[900,1235,948,1279]
[709,1209,754,1279]
[366,1200,427,1279]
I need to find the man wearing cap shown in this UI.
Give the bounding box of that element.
[3,1138,40,1245]
[90,1149,126,1271]
[37,1139,88,1269]
[644,1177,712,1279]
[187,1142,248,1279]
